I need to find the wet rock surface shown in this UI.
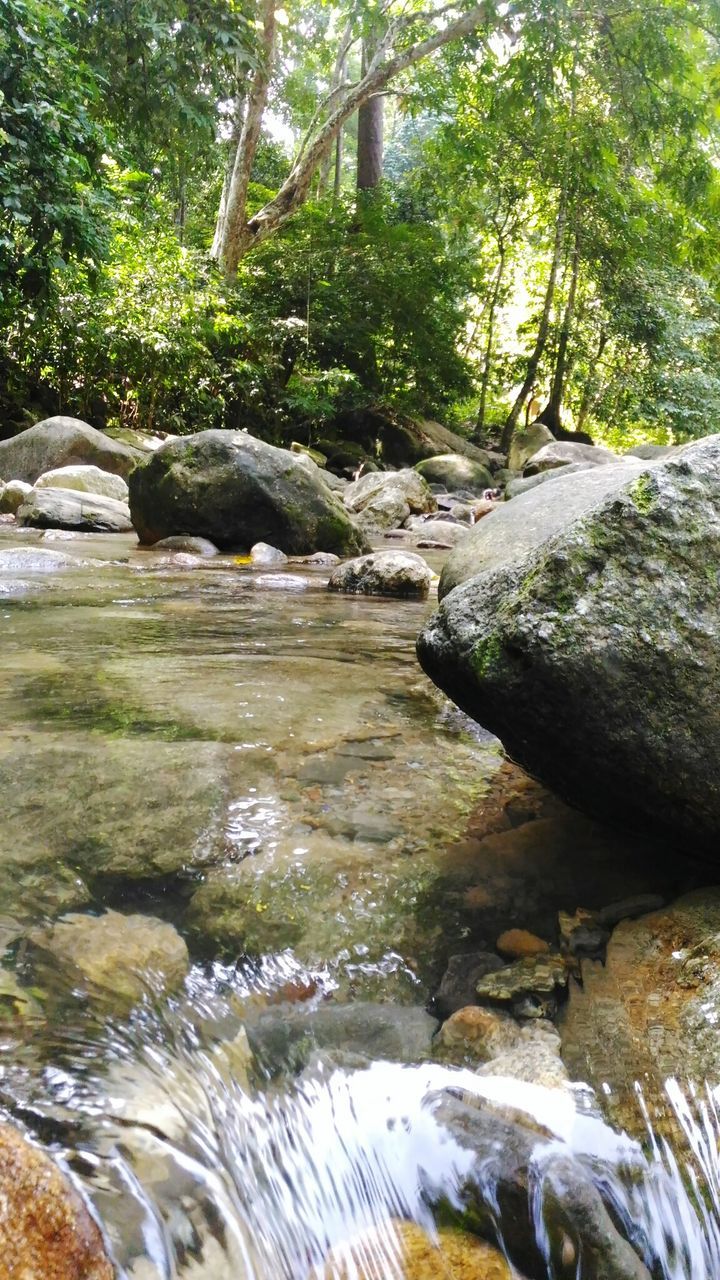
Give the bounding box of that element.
[0,1123,113,1279]
[328,550,432,598]
[561,888,720,1128]
[317,1220,524,1279]
[29,909,190,1005]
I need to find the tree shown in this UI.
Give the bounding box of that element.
[217,2,496,275]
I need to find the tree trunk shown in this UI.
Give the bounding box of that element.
[476,239,506,436]
[221,2,492,272]
[577,330,609,430]
[501,186,568,453]
[357,40,384,190]
[212,78,245,260]
[219,0,277,277]
[318,19,353,195]
[333,130,344,200]
[539,223,580,434]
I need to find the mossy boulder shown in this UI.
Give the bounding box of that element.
[129,429,369,555]
[418,435,720,851]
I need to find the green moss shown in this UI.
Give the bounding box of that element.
[628,473,658,515]
[471,632,503,679]
[27,673,226,742]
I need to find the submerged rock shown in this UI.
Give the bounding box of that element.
[0,415,141,483]
[30,909,189,1004]
[415,453,493,494]
[328,551,432,599]
[431,951,505,1018]
[152,534,219,556]
[562,888,720,1124]
[0,545,86,573]
[496,929,550,959]
[418,437,720,849]
[129,429,369,556]
[317,1220,523,1279]
[17,487,133,533]
[247,1002,438,1076]
[0,1123,113,1279]
[34,464,129,502]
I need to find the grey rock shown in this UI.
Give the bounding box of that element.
[507,421,555,472]
[419,435,720,850]
[0,416,142,483]
[247,1002,438,1076]
[626,444,677,459]
[253,573,311,591]
[432,950,505,1018]
[34,464,129,502]
[0,479,33,514]
[475,954,568,1002]
[343,469,436,531]
[436,458,647,598]
[415,454,493,494]
[250,541,288,566]
[129,430,369,556]
[596,893,665,928]
[524,440,618,475]
[17,487,133,533]
[0,545,87,573]
[152,535,219,556]
[328,551,432,599]
[505,462,598,499]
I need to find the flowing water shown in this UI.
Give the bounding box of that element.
[0,525,718,1278]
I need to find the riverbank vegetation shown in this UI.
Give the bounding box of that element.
[2,0,719,449]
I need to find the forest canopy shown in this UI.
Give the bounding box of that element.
[2,0,720,449]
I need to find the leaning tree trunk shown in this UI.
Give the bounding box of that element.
[219,3,492,271]
[218,0,277,277]
[501,187,568,453]
[538,224,580,435]
[212,77,246,260]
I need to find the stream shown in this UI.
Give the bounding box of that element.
[1,524,719,1278]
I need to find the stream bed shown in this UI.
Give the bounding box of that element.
[0,525,718,1278]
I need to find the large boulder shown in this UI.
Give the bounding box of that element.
[17,487,133,533]
[523,440,617,475]
[342,469,436,531]
[35,464,129,502]
[0,416,142,483]
[129,430,369,555]
[415,453,494,494]
[0,1123,113,1279]
[417,436,720,851]
[437,459,647,598]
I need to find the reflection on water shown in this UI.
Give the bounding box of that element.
[1,528,719,1277]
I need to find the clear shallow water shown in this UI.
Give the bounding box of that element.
[0,526,718,1277]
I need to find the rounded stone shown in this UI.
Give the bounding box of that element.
[328,551,432,599]
[496,929,550,959]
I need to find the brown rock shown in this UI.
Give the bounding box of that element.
[496,929,550,959]
[317,1219,523,1279]
[437,1005,520,1060]
[0,1123,113,1279]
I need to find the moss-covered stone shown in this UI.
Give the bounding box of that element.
[129,429,370,555]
